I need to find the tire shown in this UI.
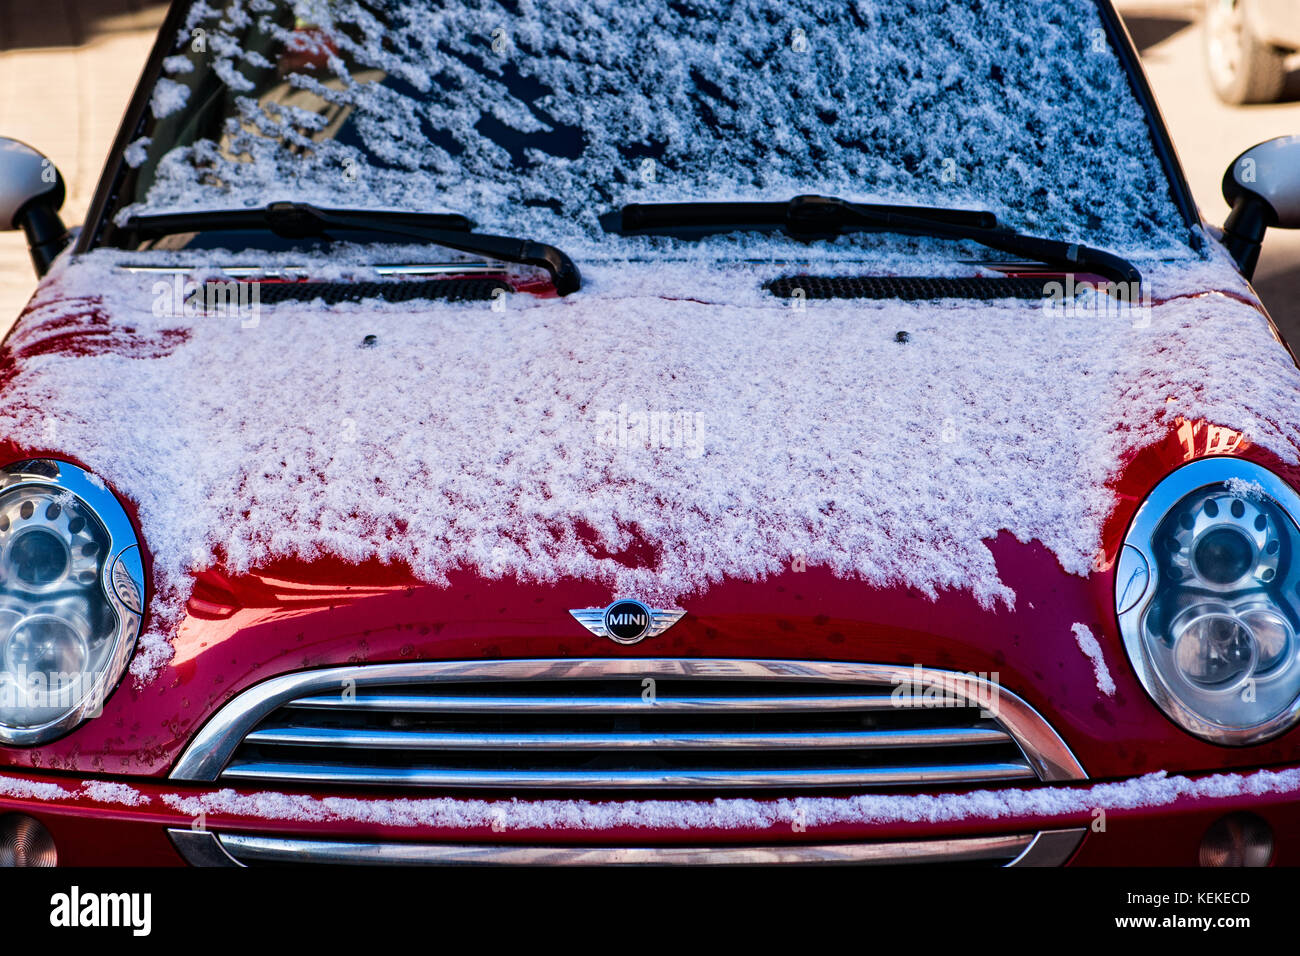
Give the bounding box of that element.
[1204,0,1287,104]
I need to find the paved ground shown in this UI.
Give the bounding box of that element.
[1118,0,1300,339]
[0,1,167,330]
[0,1,1297,336]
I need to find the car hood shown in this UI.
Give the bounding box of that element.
[1,251,1298,670]
[2,250,1300,778]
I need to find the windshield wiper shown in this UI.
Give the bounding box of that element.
[122,202,582,295]
[603,194,1140,288]
[604,197,997,235]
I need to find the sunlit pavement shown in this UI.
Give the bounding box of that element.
[1118,0,1300,340]
[0,1,1297,339]
[0,2,167,334]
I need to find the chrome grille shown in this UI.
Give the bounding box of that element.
[173,660,1084,791]
[169,827,1090,867]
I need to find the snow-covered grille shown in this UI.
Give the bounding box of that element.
[172,660,1085,792]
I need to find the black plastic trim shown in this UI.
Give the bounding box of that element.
[254,277,511,305]
[766,275,1066,302]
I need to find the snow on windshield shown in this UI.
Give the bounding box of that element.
[121,0,1194,259]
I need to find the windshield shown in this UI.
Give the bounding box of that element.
[94,0,1197,262]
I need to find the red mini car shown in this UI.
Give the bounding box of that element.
[0,0,1298,868]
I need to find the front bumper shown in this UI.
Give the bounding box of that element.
[4,763,1300,866]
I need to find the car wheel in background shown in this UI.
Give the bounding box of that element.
[1204,0,1287,104]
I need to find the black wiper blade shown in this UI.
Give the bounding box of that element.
[605,195,997,236]
[604,194,1141,289]
[124,202,582,296]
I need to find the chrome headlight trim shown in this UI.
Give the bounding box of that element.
[0,459,144,745]
[1117,457,1300,746]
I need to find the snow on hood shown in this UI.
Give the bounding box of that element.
[1,248,1299,684]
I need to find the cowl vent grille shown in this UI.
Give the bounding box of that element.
[765,275,1058,301]
[246,278,510,305]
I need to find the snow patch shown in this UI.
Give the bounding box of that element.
[0,773,74,801]
[1225,476,1268,501]
[161,54,195,75]
[150,78,190,119]
[124,138,152,169]
[1072,623,1116,696]
[0,773,149,806]
[79,781,151,807]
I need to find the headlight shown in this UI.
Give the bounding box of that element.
[0,460,143,745]
[1117,458,1300,745]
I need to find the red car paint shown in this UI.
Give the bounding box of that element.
[0,0,1294,861]
[1,280,1299,865]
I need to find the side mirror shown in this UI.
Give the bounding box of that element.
[1222,135,1300,279]
[0,137,70,276]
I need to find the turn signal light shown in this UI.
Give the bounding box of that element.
[1199,812,1273,867]
[0,814,57,867]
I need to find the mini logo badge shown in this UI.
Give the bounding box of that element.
[569,600,685,645]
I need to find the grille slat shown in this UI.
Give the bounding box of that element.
[220,761,1036,789]
[209,661,1058,793]
[171,828,1098,867]
[286,692,903,714]
[242,724,1013,751]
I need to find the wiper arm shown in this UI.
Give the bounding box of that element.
[604,194,1141,288]
[126,204,474,236]
[123,202,582,295]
